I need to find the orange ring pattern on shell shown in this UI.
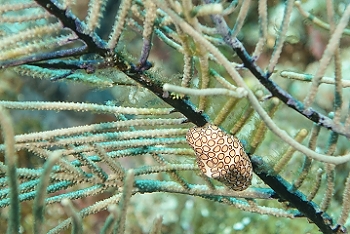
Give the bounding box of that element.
[186,124,252,191]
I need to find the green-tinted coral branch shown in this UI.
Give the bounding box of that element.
[325,0,343,125]
[115,170,134,234]
[338,172,350,226]
[280,71,350,88]
[231,0,251,38]
[273,129,308,174]
[108,0,133,49]
[229,101,254,135]
[94,145,125,180]
[252,0,268,58]
[33,151,61,234]
[48,193,122,233]
[267,0,294,73]
[133,179,274,200]
[163,83,248,98]
[86,0,106,33]
[213,97,239,126]
[248,98,280,154]
[101,204,118,234]
[294,1,350,35]
[292,125,320,190]
[0,100,172,115]
[0,106,20,234]
[61,199,83,234]
[307,168,324,201]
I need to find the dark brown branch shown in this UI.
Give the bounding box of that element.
[251,156,344,234]
[0,46,87,69]
[34,0,108,55]
[126,71,209,127]
[231,40,349,138]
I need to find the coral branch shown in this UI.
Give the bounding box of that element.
[34,0,108,54]
[251,156,340,234]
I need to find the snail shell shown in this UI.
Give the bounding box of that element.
[186,124,252,191]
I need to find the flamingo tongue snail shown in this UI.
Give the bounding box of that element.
[186,124,253,191]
